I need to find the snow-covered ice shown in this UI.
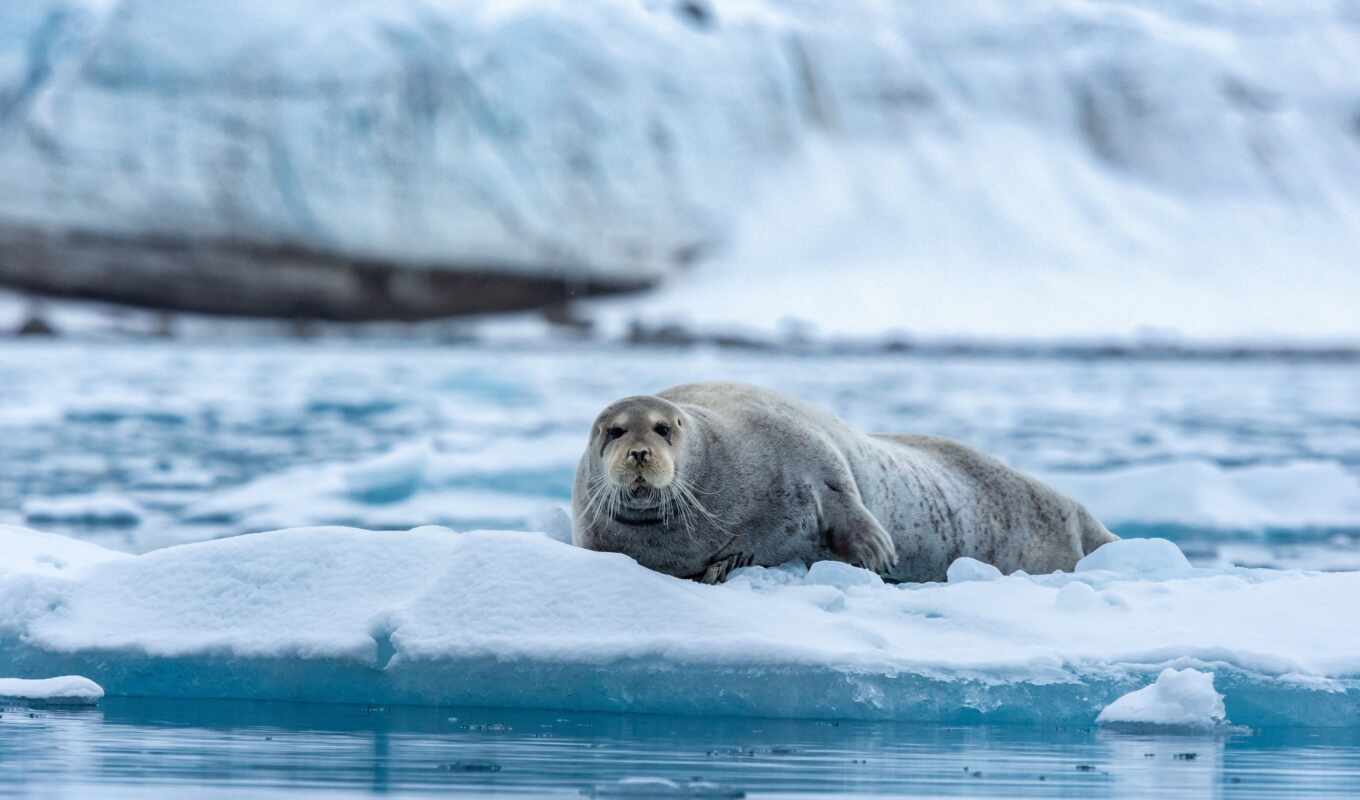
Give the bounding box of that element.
[946,558,1003,584]
[0,675,104,705]
[1076,537,1192,576]
[1,525,1356,727]
[0,525,130,576]
[1097,668,1228,730]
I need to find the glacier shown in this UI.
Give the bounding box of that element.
[2,1,1359,334]
[2,524,1357,728]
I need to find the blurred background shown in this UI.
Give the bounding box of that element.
[0,0,1357,568]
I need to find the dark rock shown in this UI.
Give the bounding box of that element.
[15,314,57,337]
[0,223,652,322]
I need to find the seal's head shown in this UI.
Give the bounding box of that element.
[574,392,732,577]
[591,395,686,499]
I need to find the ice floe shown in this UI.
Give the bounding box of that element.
[23,494,145,528]
[1047,461,1360,533]
[1097,668,1228,730]
[0,675,104,705]
[0,526,1356,727]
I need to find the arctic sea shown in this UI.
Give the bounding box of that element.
[5,699,1360,798]
[1,339,1358,797]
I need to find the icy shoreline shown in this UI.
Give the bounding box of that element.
[1,525,1356,727]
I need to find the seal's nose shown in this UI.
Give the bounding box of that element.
[628,447,650,465]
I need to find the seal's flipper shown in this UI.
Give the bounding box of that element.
[823,492,897,575]
[697,552,753,584]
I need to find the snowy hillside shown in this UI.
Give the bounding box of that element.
[1,1,1358,334]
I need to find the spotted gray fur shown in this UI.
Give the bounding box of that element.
[572,382,1117,583]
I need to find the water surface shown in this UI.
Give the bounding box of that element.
[4,698,1359,798]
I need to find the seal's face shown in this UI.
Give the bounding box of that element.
[575,393,730,576]
[594,401,683,497]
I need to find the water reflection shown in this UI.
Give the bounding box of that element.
[3,698,1359,797]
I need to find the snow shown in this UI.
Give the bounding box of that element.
[1076,537,1193,576]
[1097,668,1228,730]
[2,1,1358,338]
[804,561,883,589]
[0,675,104,705]
[946,557,1004,584]
[1,525,1356,728]
[0,524,129,577]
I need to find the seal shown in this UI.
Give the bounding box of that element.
[571,382,1117,583]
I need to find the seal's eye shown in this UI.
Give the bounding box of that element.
[605,426,626,440]
[653,422,672,440]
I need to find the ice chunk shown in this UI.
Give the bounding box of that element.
[340,442,430,503]
[946,557,1002,583]
[0,676,104,705]
[1097,668,1227,730]
[0,526,1356,728]
[588,777,745,797]
[23,494,144,527]
[1076,538,1192,576]
[805,561,883,588]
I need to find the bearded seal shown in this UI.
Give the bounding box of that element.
[571,382,1116,583]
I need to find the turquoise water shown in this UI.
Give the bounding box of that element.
[4,698,1360,798]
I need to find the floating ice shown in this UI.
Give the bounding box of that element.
[339,442,432,505]
[22,494,144,528]
[588,777,744,798]
[1,526,1356,727]
[1097,668,1228,730]
[180,437,576,535]
[0,676,104,705]
[1048,462,1360,533]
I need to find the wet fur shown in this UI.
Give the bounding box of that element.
[572,382,1116,583]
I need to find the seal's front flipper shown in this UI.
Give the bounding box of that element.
[698,552,753,584]
[823,489,898,575]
